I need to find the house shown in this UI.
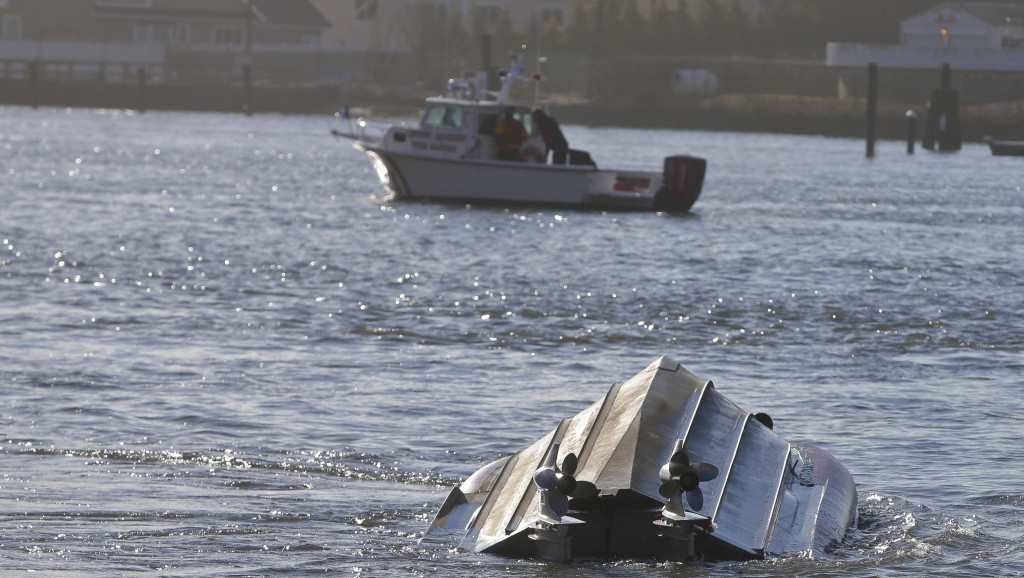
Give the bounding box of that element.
[0,0,331,83]
[308,0,574,51]
[827,1,1024,71]
[901,2,1024,49]
[0,0,330,45]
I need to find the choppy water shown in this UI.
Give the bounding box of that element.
[1,106,1022,576]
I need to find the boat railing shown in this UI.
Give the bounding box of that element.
[330,114,392,145]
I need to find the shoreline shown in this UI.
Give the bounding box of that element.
[2,79,1021,142]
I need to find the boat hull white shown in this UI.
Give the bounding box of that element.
[357,144,705,212]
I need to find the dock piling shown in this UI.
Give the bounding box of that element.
[922,63,961,152]
[243,64,252,116]
[29,60,39,109]
[866,63,877,158]
[905,110,917,154]
[136,66,146,112]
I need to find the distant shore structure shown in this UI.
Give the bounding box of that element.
[828,1,1024,72]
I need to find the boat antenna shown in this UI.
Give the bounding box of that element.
[495,53,522,105]
[532,57,546,105]
[534,16,544,105]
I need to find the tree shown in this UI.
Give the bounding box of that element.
[401,3,471,85]
[649,2,697,57]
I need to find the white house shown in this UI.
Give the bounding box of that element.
[308,0,574,50]
[827,2,1024,71]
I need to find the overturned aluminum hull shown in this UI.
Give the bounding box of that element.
[425,356,857,562]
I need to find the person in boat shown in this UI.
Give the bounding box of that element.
[494,108,528,161]
[531,107,569,165]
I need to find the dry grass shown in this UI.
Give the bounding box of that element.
[692,94,918,118]
[963,100,1024,123]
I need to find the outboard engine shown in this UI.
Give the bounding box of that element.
[654,156,706,212]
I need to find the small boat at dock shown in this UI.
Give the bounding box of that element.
[333,60,706,212]
[985,136,1024,156]
[423,356,858,562]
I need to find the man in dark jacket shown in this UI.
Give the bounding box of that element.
[531,108,569,164]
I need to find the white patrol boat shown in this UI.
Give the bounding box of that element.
[422,356,858,563]
[333,62,706,212]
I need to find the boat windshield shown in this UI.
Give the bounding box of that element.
[421,105,464,129]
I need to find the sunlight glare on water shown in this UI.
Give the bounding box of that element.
[1,106,1022,576]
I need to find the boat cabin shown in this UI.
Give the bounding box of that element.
[344,63,704,212]
[381,98,548,163]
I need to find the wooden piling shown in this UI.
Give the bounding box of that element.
[136,66,146,112]
[243,64,252,116]
[29,60,39,109]
[866,63,877,158]
[905,110,917,154]
[923,63,961,152]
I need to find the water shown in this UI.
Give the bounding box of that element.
[1,106,1022,576]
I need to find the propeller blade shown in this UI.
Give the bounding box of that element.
[667,449,691,478]
[685,488,704,512]
[540,442,559,471]
[550,493,570,518]
[659,463,675,483]
[533,442,562,490]
[658,480,679,499]
[555,473,577,496]
[692,462,719,482]
[561,452,578,477]
[571,480,599,500]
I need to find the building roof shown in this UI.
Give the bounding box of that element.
[944,2,1024,27]
[251,0,330,29]
[93,0,330,29]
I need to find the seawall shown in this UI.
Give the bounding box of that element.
[2,78,1020,142]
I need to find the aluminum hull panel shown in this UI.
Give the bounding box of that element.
[425,356,857,562]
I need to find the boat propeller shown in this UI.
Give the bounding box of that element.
[534,442,599,521]
[658,440,719,518]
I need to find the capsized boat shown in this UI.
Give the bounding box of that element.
[423,356,857,562]
[333,61,706,212]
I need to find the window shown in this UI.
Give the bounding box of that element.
[421,106,465,129]
[2,15,22,40]
[355,0,378,21]
[172,24,190,44]
[443,107,463,128]
[131,23,188,44]
[214,26,244,45]
[96,0,152,7]
[421,105,447,128]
